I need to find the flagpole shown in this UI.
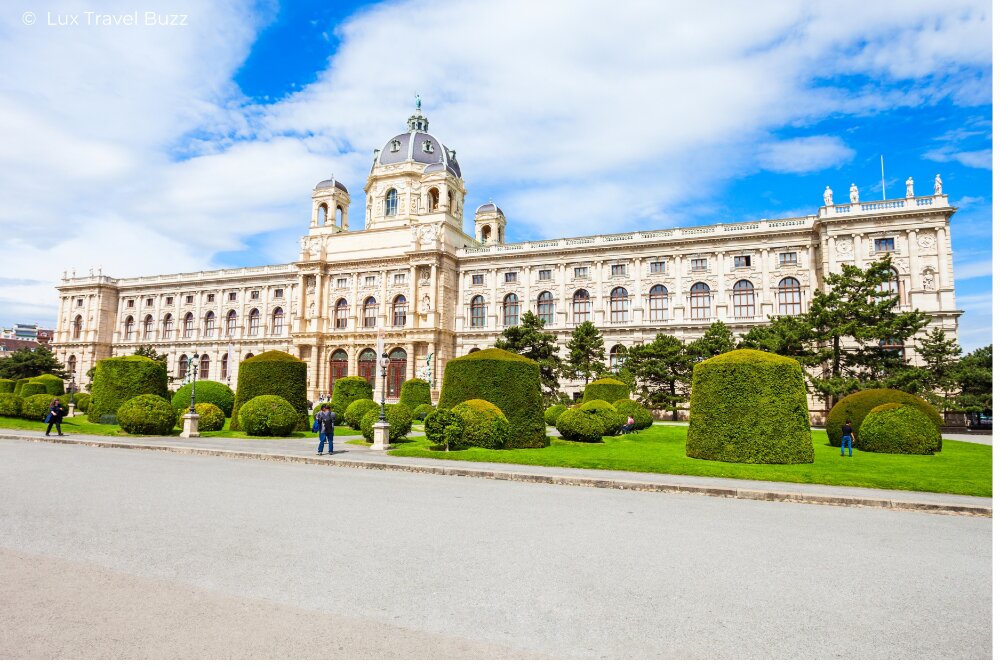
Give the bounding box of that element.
[880,155,886,200]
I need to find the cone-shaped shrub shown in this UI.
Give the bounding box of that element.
[89,355,168,423]
[826,388,942,451]
[582,378,629,404]
[231,351,308,431]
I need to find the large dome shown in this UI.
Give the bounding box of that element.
[375,107,461,177]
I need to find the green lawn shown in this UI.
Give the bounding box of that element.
[0,415,361,440]
[388,427,992,497]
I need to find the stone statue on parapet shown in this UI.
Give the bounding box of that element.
[823,185,833,206]
[934,174,943,195]
[849,183,859,203]
[905,176,914,198]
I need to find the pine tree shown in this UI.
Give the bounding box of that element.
[494,311,563,404]
[953,345,992,426]
[0,346,66,380]
[623,334,691,420]
[564,321,606,385]
[687,321,736,360]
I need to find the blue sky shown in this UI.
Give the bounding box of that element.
[0,0,992,350]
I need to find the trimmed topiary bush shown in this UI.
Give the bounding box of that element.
[686,349,813,464]
[360,403,413,443]
[116,394,176,435]
[75,393,91,413]
[178,402,225,432]
[14,379,29,395]
[451,399,511,449]
[555,408,605,443]
[544,404,567,426]
[857,403,939,455]
[399,378,432,411]
[171,381,235,417]
[22,394,54,421]
[0,393,23,417]
[826,388,942,451]
[231,351,308,431]
[424,407,466,450]
[0,379,15,394]
[238,395,299,436]
[582,378,629,404]
[32,374,65,396]
[411,403,433,421]
[579,399,626,436]
[331,376,374,420]
[438,348,547,448]
[89,355,169,424]
[613,398,653,430]
[345,398,379,430]
[20,382,49,398]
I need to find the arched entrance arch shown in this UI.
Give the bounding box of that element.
[358,348,377,387]
[387,347,407,398]
[329,349,348,393]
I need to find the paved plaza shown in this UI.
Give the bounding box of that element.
[0,437,991,659]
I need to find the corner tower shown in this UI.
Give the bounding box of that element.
[474,202,505,245]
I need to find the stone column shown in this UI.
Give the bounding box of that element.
[429,263,438,328]
[825,235,836,275]
[852,233,863,267]
[310,345,320,399]
[673,255,684,321]
[760,248,771,316]
[715,252,725,320]
[907,229,920,291]
[632,257,643,323]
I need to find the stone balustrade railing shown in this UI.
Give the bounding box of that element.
[60,263,298,287]
[821,194,949,219]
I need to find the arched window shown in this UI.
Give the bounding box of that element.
[690,283,711,320]
[199,354,210,378]
[226,310,237,337]
[468,347,481,355]
[388,348,407,397]
[221,353,229,380]
[162,314,174,339]
[470,295,486,328]
[334,299,348,329]
[244,353,254,360]
[317,203,328,226]
[537,291,554,324]
[392,295,407,327]
[385,188,398,216]
[610,344,627,371]
[183,312,194,338]
[272,307,284,336]
[358,348,377,387]
[649,285,669,322]
[879,267,902,305]
[777,278,802,315]
[67,355,77,376]
[427,187,439,211]
[204,311,216,337]
[178,354,189,377]
[335,206,344,227]
[330,349,348,390]
[733,280,755,318]
[248,308,260,336]
[123,316,135,340]
[72,315,83,340]
[143,315,154,340]
[503,293,520,327]
[572,289,591,323]
[363,297,377,328]
[610,287,629,323]
[481,225,491,243]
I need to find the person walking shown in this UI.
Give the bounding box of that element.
[840,419,854,457]
[315,404,335,455]
[45,398,65,437]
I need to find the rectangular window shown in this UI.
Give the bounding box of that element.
[207,294,215,303]
[574,266,588,279]
[250,290,259,300]
[504,271,517,283]
[228,292,237,302]
[336,278,347,288]
[364,276,375,287]
[611,264,626,276]
[185,295,193,304]
[779,252,797,266]
[76,298,83,306]
[649,261,665,274]
[691,258,707,271]
[165,296,174,305]
[875,238,895,252]
[393,274,406,285]
[274,288,283,298]
[145,298,153,307]
[538,269,552,281]
[472,274,484,285]
[734,255,751,268]
[126,299,134,308]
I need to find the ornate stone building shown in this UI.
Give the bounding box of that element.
[52,105,961,409]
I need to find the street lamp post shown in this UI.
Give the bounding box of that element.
[188,351,199,415]
[67,374,77,418]
[378,352,389,422]
[371,352,391,451]
[180,352,201,438]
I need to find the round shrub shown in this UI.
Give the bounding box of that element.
[360,403,413,443]
[582,378,629,404]
[544,404,567,426]
[22,394,55,421]
[0,379,15,394]
[399,378,432,410]
[171,381,235,417]
[75,393,91,413]
[686,349,813,464]
[856,403,939,455]
[555,408,605,443]
[438,348,547,448]
[230,351,308,431]
[613,399,653,430]
[331,376,374,419]
[451,399,511,449]
[14,379,29,395]
[20,382,48,398]
[424,407,466,450]
[89,355,168,424]
[579,399,626,436]
[0,393,23,417]
[345,398,379,430]
[826,388,942,451]
[116,394,176,435]
[411,403,433,421]
[238,395,299,437]
[32,374,65,396]
[178,402,225,432]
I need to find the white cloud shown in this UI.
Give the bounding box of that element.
[758,136,856,174]
[923,147,992,169]
[953,259,994,281]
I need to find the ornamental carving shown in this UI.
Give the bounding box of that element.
[917,232,936,250]
[922,268,936,291]
[835,238,853,258]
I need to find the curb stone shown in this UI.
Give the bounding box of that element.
[1,432,990,517]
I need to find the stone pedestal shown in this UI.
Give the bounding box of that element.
[371,421,390,450]
[67,403,76,418]
[180,412,201,438]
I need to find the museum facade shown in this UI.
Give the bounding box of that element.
[52,105,961,408]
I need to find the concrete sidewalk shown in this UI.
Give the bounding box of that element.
[0,427,989,517]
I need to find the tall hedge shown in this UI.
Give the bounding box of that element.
[331,376,374,418]
[88,355,169,423]
[20,382,48,398]
[582,378,629,404]
[0,379,15,394]
[686,349,813,464]
[857,403,939,455]
[399,378,432,410]
[826,388,942,451]
[438,348,548,448]
[32,374,65,396]
[14,379,29,395]
[171,380,235,417]
[231,351,308,431]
